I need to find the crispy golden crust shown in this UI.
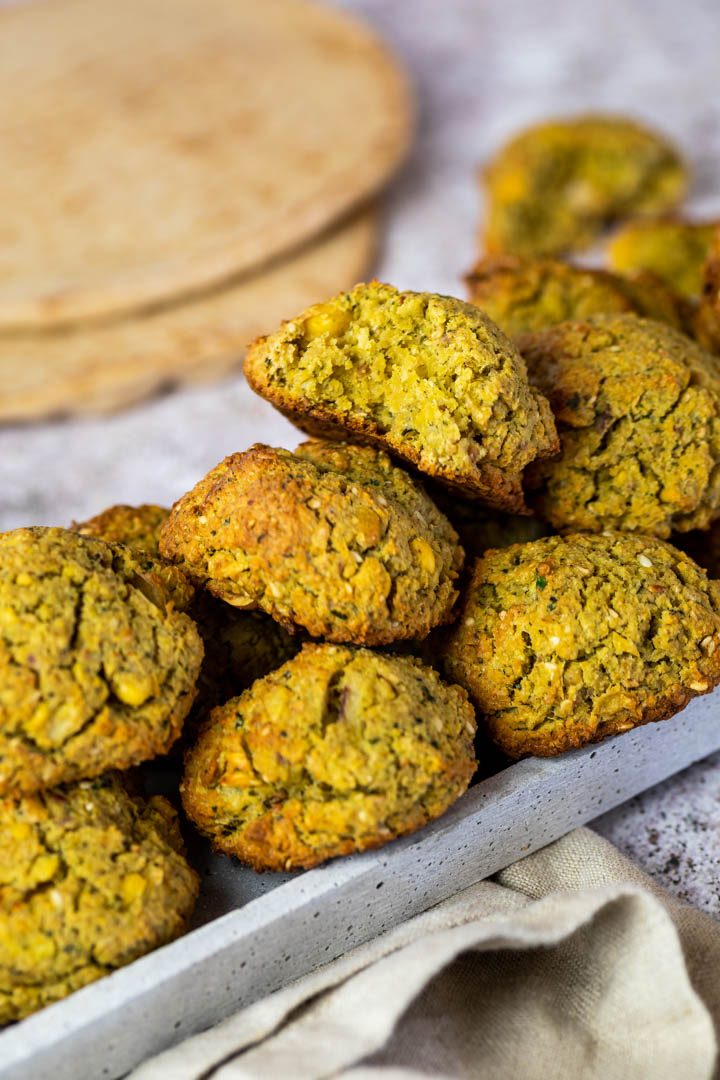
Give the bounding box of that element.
[465,254,686,338]
[0,773,199,1022]
[483,114,687,257]
[695,226,720,355]
[0,527,204,796]
[609,218,719,300]
[442,533,720,758]
[520,314,720,537]
[160,440,464,645]
[72,504,194,612]
[181,644,477,872]
[243,281,558,511]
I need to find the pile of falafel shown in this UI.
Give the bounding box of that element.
[4,112,720,1023]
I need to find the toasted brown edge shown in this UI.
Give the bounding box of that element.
[485,679,718,759]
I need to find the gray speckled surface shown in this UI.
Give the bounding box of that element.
[2,0,720,912]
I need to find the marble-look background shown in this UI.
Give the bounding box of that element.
[2,0,719,911]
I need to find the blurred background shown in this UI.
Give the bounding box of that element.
[1,0,720,906]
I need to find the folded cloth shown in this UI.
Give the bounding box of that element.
[130,828,719,1080]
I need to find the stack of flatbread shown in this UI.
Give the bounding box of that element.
[0,0,412,420]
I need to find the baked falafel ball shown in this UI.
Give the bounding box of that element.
[442,533,720,758]
[695,226,720,355]
[182,644,477,872]
[0,772,199,1022]
[243,281,558,511]
[465,255,685,338]
[521,314,720,537]
[609,218,718,300]
[483,114,686,258]
[160,440,464,646]
[72,504,194,613]
[0,527,204,796]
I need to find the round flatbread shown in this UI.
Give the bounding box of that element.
[0,0,410,329]
[0,209,377,421]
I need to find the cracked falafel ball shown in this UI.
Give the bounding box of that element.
[465,254,686,338]
[159,440,464,646]
[0,772,199,1022]
[483,114,687,258]
[442,533,720,757]
[0,527,204,796]
[521,314,720,537]
[181,643,477,872]
[243,281,558,512]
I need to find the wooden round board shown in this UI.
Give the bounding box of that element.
[0,209,377,420]
[0,0,410,329]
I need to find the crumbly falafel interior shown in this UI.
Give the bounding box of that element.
[251,283,551,478]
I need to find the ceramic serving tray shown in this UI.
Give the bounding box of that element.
[2,690,719,1080]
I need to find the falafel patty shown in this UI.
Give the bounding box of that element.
[442,533,720,757]
[521,314,720,536]
[160,440,464,646]
[182,644,477,872]
[243,281,558,511]
[0,527,204,796]
[465,254,686,337]
[0,772,199,1022]
[483,114,686,258]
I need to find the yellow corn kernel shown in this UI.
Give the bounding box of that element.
[412,537,436,576]
[112,672,155,707]
[122,872,147,905]
[33,853,60,882]
[303,304,351,340]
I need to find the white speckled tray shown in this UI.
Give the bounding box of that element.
[3,691,720,1080]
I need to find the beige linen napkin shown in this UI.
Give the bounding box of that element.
[131,828,719,1080]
